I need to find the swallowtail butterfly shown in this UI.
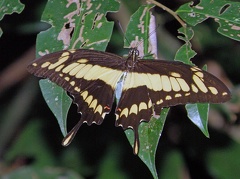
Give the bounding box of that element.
[27,48,230,154]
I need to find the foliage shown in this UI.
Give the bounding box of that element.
[0,0,24,37]
[0,0,240,178]
[177,0,240,41]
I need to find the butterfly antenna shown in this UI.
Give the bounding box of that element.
[149,24,160,38]
[116,20,131,47]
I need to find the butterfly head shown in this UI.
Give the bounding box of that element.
[125,48,140,70]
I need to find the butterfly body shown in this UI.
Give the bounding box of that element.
[27,48,230,154]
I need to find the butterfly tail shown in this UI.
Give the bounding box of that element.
[62,119,84,146]
[133,127,140,155]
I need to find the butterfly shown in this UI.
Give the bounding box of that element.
[27,48,231,154]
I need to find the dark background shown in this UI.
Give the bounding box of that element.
[1,0,240,178]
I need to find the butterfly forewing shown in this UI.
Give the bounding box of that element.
[27,48,231,154]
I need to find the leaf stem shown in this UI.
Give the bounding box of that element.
[147,0,186,28]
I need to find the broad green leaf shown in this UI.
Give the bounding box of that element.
[37,0,120,136]
[69,1,119,50]
[186,103,210,137]
[39,79,72,136]
[176,0,240,41]
[124,4,168,179]
[37,0,119,53]
[126,108,169,179]
[0,0,25,37]
[0,0,25,20]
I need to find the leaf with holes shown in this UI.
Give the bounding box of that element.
[175,27,196,65]
[176,0,240,41]
[0,0,25,37]
[124,4,157,58]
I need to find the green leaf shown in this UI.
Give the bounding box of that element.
[0,0,25,37]
[186,103,210,137]
[126,108,169,179]
[37,0,119,53]
[175,27,196,65]
[37,0,120,137]
[124,4,157,58]
[69,0,119,50]
[176,0,240,41]
[124,4,168,179]
[39,79,72,136]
